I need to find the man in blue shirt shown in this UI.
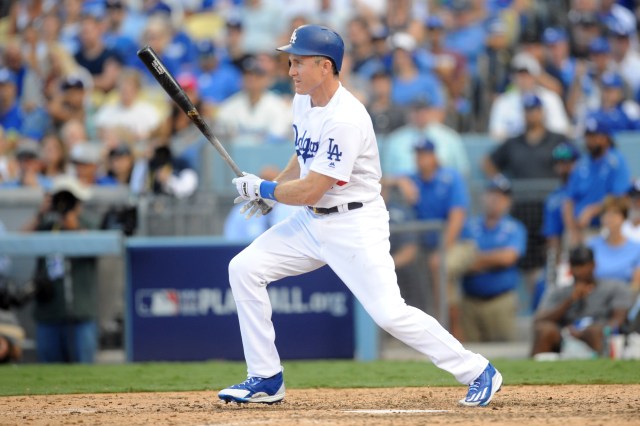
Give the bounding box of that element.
[594,71,640,133]
[0,69,23,135]
[564,113,631,245]
[398,139,472,338]
[459,175,527,342]
[543,142,581,261]
[194,40,242,106]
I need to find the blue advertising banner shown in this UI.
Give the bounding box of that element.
[126,238,354,362]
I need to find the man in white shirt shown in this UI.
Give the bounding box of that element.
[215,56,292,145]
[489,52,571,142]
[94,69,162,143]
[384,98,470,177]
[608,22,640,95]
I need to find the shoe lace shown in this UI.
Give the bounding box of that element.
[467,375,483,396]
[242,376,263,388]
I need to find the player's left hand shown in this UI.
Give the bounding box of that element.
[232,173,263,201]
[234,198,276,219]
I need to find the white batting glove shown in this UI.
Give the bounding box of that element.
[232,172,263,201]
[234,198,276,219]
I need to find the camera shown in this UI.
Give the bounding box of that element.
[101,205,138,236]
[36,190,80,231]
[0,276,35,310]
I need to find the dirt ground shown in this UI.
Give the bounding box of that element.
[1,385,639,426]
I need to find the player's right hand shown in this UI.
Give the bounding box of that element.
[234,198,276,219]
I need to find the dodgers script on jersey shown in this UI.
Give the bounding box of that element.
[292,84,382,208]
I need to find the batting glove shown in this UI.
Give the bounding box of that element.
[232,172,263,201]
[234,198,276,219]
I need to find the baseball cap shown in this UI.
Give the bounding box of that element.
[569,11,599,26]
[448,0,473,12]
[390,32,417,52]
[628,178,640,197]
[241,56,267,75]
[522,92,543,110]
[542,28,567,45]
[511,52,541,76]
[589,37,610,54]
[0,68,17,85]
[584,113,612,136]
[51,175,91,201]
[519,29,542,45]
[486,174,512,195]
[552,142,580,162]
[370,25,389,40]
[70,143,101,165]
[608,20,634,38]
[601,72,625,89]
[226,15,242,29]
[61,75,85,91]
[409,94,436,110]
[15,139,40,160]
[414,138,436,152]
[81,1,106,20]
[105,0,124,9]
[370,67,391,80]
[426,15,445,30]
[109,144,132,158]
[196,39,216,57]
[569,245,594,266]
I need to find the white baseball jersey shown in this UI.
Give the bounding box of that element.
[292,84,381,208]
[228,82,489,387]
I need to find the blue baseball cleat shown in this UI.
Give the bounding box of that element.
[218,371,285,404]
[459,363,502,407]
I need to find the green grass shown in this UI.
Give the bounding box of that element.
[1,359,638,396]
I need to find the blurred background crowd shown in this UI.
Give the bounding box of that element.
[0,0,640,364]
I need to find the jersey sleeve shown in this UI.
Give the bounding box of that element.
[542,197,563,238]
[507,220,527,257]
[309,122,362,182]
[449,172,470,210]
[611,154,631,195]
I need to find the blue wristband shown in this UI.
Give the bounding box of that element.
[259,180,278,201]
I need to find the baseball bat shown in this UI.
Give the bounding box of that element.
[136,45,272,215]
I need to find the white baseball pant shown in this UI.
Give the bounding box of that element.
[228,196,488,384]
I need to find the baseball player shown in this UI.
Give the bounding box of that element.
[218,25,502,407]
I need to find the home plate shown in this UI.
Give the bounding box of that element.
[343,409,450,414]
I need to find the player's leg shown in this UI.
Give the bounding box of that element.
[319,200,501,406]
[220,210,324,403]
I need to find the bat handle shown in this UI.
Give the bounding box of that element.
[258,199,273,215]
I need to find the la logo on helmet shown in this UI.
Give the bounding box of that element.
[290,29,297,44]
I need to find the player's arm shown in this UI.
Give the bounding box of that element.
[443,207,466,250]
[275,154,301,184]
[272,171,337,206]
[466,248,519,273]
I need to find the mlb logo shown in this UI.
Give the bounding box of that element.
[136,289,179,317]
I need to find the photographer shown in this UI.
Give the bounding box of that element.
[25,176,99,363]
[0,219,26,363]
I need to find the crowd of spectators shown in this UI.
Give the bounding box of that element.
[0,0,640,359]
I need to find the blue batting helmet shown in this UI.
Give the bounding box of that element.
[276,25,345,72]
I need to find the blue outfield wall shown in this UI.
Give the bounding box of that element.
[125,237,358,362]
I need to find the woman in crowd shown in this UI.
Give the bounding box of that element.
[588,195,640,293]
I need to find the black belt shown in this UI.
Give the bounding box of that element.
[307,202,363,215]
